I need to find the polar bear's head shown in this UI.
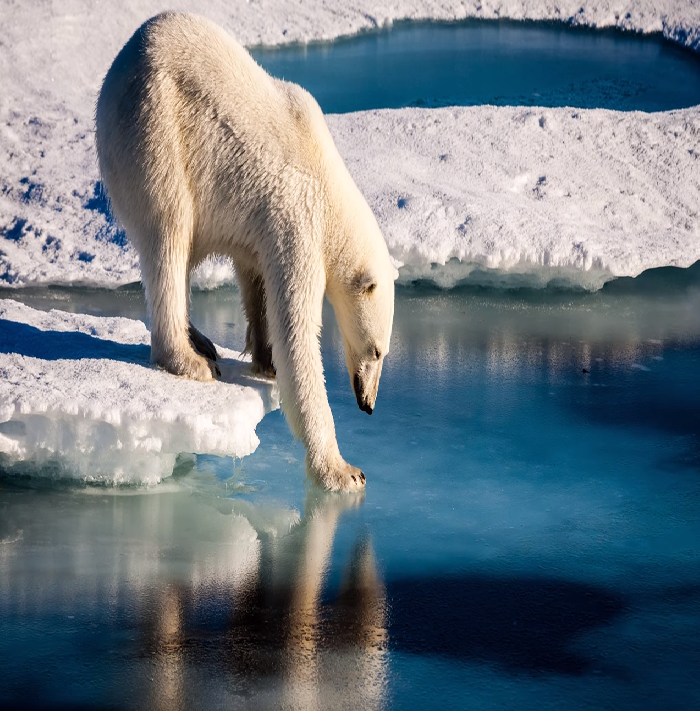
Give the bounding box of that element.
[330,252,398,416]
[321,149,399,417]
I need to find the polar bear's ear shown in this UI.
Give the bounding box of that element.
[353,270,377,295]
[389,257,401,281]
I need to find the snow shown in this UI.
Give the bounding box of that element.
[1,1,699,290]
[0,299,279,485]
[331,105,700,289]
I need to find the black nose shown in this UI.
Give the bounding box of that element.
[353,373,373,415]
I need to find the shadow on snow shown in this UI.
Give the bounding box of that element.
[0,319,151,364]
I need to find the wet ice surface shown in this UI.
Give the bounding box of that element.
[2,279,700,709]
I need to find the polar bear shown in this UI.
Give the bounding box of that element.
[95,13,396,491]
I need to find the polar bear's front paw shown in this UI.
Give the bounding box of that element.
[157,349,218,382]
[312,457,366,492]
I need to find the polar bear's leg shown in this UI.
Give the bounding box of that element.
[238,267,275,377]
[262,264,364,491]
[140,228,215,382]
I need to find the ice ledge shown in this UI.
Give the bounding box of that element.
[4,104,698,293]
[329,105,700,291]
[0,300,279,485]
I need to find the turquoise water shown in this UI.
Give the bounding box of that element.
[2,276,700,709]
[251,21,700,113]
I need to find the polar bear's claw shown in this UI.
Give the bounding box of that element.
[345,466,366,491]
[332,462,366,491]
[189,323,218,362]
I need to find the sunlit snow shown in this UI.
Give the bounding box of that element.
[0,300,279,484]
[1,1,699,290]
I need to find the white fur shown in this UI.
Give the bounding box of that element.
[95,12,396,491]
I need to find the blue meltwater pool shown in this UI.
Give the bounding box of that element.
[2,277,700,709]
[251,20,700,113]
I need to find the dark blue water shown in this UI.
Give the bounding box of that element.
[2,279,700,709]
[251,21,700,113]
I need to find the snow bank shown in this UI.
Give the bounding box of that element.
[331,105,700,289]
[0,300,279,485]
[1,1,699,290]
[3,103,697,291]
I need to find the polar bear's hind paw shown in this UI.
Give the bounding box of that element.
[250,344,276,379]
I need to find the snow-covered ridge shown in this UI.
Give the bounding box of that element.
[1,1,699,291]
[0,300,279,484]
[245,1,700,53]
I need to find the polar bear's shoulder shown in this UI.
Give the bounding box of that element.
[136,12,255,76]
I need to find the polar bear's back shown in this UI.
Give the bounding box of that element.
[97,12,287,152]
[96,12,335,252]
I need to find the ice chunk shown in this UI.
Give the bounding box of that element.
[191,255,237,290]
[4,102,698,292]
[0,300,279,485]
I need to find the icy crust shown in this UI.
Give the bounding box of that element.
[330,105,700,289]
[1,1,700,290]
[0,300,279,485]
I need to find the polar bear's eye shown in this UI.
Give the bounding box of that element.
[374,346,381,360]
[353,271,377,294]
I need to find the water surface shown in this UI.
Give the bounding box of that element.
[2,277,700,709]
[251,21,700,113]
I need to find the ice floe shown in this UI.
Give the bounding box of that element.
[1,1,699,290]
[331,105,700,289]
[0,300,278,484]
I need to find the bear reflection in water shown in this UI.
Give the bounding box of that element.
[0,484,387,709]
[132,493,388,710]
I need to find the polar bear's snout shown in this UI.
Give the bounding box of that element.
[353,358,383,415]
[354,373,373,415]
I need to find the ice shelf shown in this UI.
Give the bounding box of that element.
[1,1,699,290]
